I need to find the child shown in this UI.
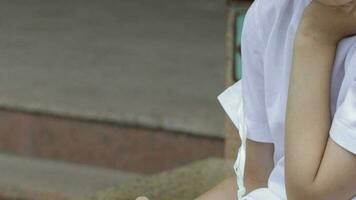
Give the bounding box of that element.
[198,0,356,199]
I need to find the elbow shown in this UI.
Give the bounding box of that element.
[286,181,307,200]
[286,181,326,200]
[286,187,319,200]
[286,186,315,200]
[285,168,326,200]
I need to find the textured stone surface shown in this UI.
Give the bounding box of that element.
[79,158,234,200]
[0,186,69,200]
[0,153,142,199]
[0,0,226,137]
[0,109,224,174]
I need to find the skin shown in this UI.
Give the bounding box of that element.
[137,1,356,199]
[285,1,356,199]
[136,197,149,200]
[316,0,354,6]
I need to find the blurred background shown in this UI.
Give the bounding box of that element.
[0,0,251,199]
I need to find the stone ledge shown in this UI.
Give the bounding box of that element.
[0,0,225,138]
[0,153,143,199]
[80,158,234,200]
[0,186,69,200]
[0,109,224,174]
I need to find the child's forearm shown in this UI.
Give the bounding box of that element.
[285,31,336,199]
[285,2,356,199]
[285,31,356,199]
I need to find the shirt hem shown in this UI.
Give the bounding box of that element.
[245,117,273,143]
[329,118,356,155]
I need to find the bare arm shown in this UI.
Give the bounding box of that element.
[195,139,274,200]
[285,2,356,199]
[244,139,274,192]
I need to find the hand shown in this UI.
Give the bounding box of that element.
[298,0,356,45]
[136,196,149,200]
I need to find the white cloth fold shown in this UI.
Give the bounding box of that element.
[218,80,247,199]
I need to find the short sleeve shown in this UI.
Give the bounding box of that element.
[218,0,273,143]
[329,81,356,155]
[241,0,273,143]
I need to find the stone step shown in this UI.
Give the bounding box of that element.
[0,186,70,200]
[0,153,143,199]
[0,109,224,174]
[0,0,226,138]
[80,158,234,200]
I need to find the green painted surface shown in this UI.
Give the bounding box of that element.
[231,3,249,81]
[235,14,245,81]
[235,14,245,47]
[235,53,242,81]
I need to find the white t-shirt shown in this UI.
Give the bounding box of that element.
[218,0,356,199]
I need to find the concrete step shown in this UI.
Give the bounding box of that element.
[80,158,234,200]
[0,109,224,174]
[0,0,226,138]
[0,153,143,199]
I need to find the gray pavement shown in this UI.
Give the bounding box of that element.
[0,153,142,198]
[0,0,226,137]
